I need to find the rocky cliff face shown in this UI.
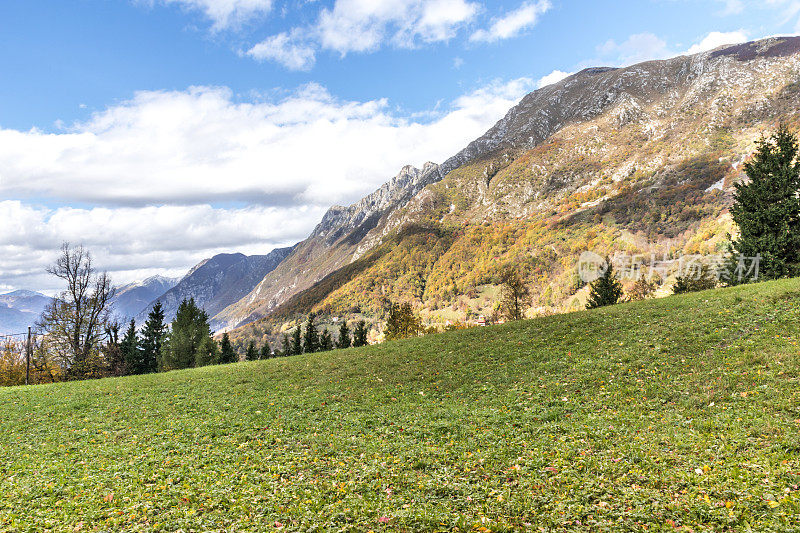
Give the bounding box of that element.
[227,36,800,337]
[212,162,443,328]
[139,247,293,330]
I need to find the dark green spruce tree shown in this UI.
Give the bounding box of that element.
[120,319,142,374]
[586,258,623,309]
[163,298,212,370]
[140,301,167,374]
[291,327,302,355]
[728,125,800,282]
[245,341,258,361]
[303,313,319,353]
[281,333,292,356]
[218,333,238,364]
[260,341,271,359]
[336,321,351,349]
[319,329,333,351]
[352,320,369,347]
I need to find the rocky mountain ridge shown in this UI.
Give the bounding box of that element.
[226,36,800,347]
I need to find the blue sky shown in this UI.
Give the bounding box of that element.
[2,0,795,131]
[1,0,799,293]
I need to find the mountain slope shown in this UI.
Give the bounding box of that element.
[228,36,800,347]
[111,276,179,321]
[0,290,51,334]
[3,278,800,530]
[213,163,443,328]
[138,246,293,330]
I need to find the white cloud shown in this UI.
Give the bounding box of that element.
[686,30,748,54]
[0,200,315,292]
[246,31,316,70]
[537,69,571,88]
[317,0,479,54]
[589,30,753,68]
[0,79,534,292]
[147,0,272,29]
[716,0,744,15]
[470,0,551,43]
[596,32,672,66]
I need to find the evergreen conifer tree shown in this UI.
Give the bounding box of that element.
[260,341,271,359]
[140,301,167,373]
[728,125,800,281]
[291,327,302,355]
[281,333,292,356]
[195,335,219,367]
[336,321,351,349]
[352,320,369,347]
[218,333,237,364]
[120,319,142,374]
[245,341,258,361]
[303,313,319,353]
[319,329,333,351]
[162,298,212,370]
[586,258,623,309]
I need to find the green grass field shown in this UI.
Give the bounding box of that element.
[2,279,800,532]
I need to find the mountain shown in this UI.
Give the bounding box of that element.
[225,36,800,347]
[138,247,294,330]
[111,275,179,321]
[0,290,51,335]
[212,163,444,329]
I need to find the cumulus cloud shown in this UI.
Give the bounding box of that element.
[596,32,672,66]
[537,69,571,88]
[589,30,753,68]
[246,30,316,70]
[0,78,534,292]
[317,0,479,53]
[685,30,748,54]
[145,0,273,29]
[0,201,316,293]
[470,0,551,43]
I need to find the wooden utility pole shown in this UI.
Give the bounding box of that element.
[26,326,31,386]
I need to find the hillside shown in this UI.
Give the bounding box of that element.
[2,279,799,530]
[226,36,800,348]
[137,247,293,330]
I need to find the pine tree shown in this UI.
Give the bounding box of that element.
[195,335,219,367]
[120,319,142,374]
[319,329,333,351]
[260,341,271,359]
[586,257,623,309]
[728,125,800,281]
[218,333,238,364]
[103,321,126,376]
[302,313,319,354]
[336,321,351,349]
[245,341,258,361]
[291,327,302,355]
[140,301,167,374]
[162,298,212,370]
[281,333,292,356]
[352,320,369,347]
[672,264,718,295]
[384,302,422,340]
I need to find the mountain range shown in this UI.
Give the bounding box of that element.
[225,36,800,349]
[0,290,51,335]
[4,36,799,347]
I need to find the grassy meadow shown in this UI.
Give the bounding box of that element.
[2,278,800,531]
